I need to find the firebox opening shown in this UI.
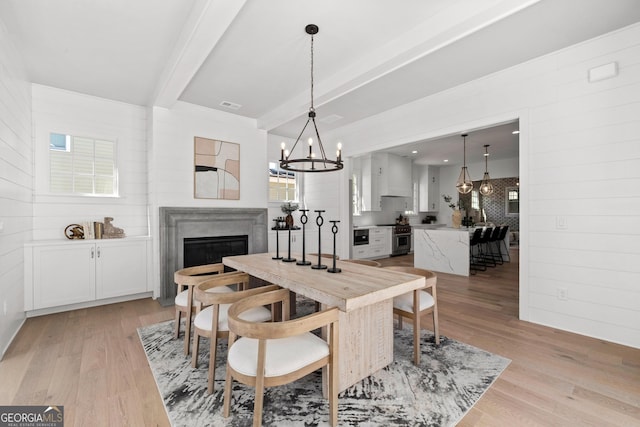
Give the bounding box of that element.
[183,235,248,271]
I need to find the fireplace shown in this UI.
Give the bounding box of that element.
[183,235,248,268]
[159,207,267,305]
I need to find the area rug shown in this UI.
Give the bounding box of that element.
[138,318,509,426]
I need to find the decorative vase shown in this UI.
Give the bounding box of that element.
[452,209,462,229]
[285,214,294,228]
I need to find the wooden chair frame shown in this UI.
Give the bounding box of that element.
[343,259,382,267]
[384,266,439,365]
[174,263,240,355]
[192,273,279,394]
[223,288,339,427]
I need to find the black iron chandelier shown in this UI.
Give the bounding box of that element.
[279,24,343,173]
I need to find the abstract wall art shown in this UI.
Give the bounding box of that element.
[194,136,240,199]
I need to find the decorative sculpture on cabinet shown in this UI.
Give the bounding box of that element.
[103,217,125,239]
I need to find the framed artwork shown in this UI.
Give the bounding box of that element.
[194,137,240,199]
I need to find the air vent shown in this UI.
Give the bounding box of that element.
[219,101,241,110]
[319,114,343,124]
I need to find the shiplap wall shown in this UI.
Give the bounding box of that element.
[0,20,32,356]
[326,23,640,348]
[31,85,149,240]
[148,102,268,296]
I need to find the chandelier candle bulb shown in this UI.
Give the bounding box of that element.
[280,142,286,161]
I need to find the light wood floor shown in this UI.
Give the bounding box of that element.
[2,250,639,426]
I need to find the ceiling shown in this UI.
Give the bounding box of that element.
[1,0,639,166]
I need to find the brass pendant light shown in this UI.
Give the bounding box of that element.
[479,144,494,196]
[456,134,473,194]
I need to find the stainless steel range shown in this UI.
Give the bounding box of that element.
[392,224,411,256]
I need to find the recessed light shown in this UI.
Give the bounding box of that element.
[443,159,449,163]
[411,150,418,154]
[512,130,520,134]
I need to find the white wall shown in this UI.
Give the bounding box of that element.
[323,23,640,348]
[0,20,32,356]
[31,85,149,240]
[149,102,268,296]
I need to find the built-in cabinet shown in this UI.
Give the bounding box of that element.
[419,165,440,212]
[25,237,150,312]
[352,227,392,259]
[355,153,412,212]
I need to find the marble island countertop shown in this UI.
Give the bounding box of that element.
[413,227,470,276]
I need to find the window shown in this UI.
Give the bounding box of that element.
[49,133,117,196]
[471,190,479,210]
[505,186,519,216]
[268,162,297,201]
[351,173,361,216]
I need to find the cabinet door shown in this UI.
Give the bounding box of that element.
[33,243,96,309]
[384,154,412,197]
[361,154,382,211]
[352,245,370,259]
[96,240,148,299]
[419,165,440,211]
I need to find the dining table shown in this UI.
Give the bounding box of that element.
[223,252,425,392]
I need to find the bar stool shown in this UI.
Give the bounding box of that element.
[469,228,485,274]
[488,226,504,265]
[478,227,495,268]
[497,225,510,262]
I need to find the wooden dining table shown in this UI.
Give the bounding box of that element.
[223,252,425,392]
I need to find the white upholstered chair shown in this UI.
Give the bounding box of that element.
[383,266,439,365]
[174,263,240,355]
[223,288,340,427]
[192,273,278,394]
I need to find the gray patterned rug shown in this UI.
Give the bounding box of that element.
[138,316,509,426]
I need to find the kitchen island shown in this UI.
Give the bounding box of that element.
[413,226,471,276]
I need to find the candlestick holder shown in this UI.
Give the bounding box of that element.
[311,210,327,270]
[282,222,296,263]
[272,218,282,260]
[296,209,312,266]
[327,220,341,273]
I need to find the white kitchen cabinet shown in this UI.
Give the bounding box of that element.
[25,238,150,312]
[380,154,412,197]
[358,153,412,211]
[361,153,382,211]
[352,227,391,259]
[419,165,440,212]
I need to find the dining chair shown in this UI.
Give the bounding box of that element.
[223,288,340,427]
[383,266,439,365]
[343,259,382,267]
[192,273,279,394]
[174,263,241,355]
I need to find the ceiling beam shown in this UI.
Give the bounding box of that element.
[152,0,247,108]
[257,0,541,133]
